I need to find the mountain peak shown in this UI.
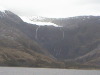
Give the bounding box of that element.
[0,7,7,12]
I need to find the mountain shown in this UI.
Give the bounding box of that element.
[24,15,100,67]
[0,9,64,68]
[0,8,100,69]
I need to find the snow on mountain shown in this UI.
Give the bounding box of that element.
[0,7,9,18]
[20,16,61,27]
[0,7,7,12]
[29,16,46,21]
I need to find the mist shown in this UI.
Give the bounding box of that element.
[0,0,100,18]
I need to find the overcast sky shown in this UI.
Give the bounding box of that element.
[0,0,100,18]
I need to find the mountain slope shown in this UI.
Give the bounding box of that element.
[0,8,100,68]
[28,16,100,67]
[0,9,63,68]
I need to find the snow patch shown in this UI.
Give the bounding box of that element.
[20,16,61,27]
[29,16,45,21]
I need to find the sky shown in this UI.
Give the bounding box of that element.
[0,0,100,18]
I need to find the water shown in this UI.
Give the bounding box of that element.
[0,67,100,75]
[35,26,40,39]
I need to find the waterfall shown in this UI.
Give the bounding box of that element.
[60,27,65,39]
[35,26,40,39]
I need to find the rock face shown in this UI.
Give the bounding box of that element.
[0,9,100,68]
